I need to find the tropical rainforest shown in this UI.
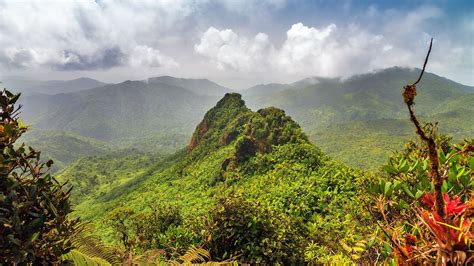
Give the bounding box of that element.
[1,65,473,264]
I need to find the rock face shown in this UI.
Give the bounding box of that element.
[187,93,308,163]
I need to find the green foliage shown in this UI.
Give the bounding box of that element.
[369,136,473,263]
[57,150,161,204]
[62,94,371,264]
[62,250,112,266]
[202,194,305,264]
[21,130,113,172]
[189,93,251,157]
[66,225,123,265]
[370,137,472,214]
[106,204,184,255]
[0,89,78,263]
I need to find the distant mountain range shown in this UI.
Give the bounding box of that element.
[147,76,231,96]
[245,67,473,128]
[7,67,473,169]
[1,76,107,95]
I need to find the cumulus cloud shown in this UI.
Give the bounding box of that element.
[0,0,188,70]
[194,27,273,71]
[194,5,472,84]
[129,46,178,68]
[195,22,397,77]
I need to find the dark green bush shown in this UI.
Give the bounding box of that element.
[107,204,183,254]
[202,194,305,264]
[0,89,78,263]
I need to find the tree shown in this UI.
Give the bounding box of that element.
[0,89,78,263]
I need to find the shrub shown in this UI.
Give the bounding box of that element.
[0,89,78,263]
[106,204,184,255]
[202,194,305,264]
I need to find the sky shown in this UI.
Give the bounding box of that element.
[0,0,472,89]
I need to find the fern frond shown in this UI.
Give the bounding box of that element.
[62,250,111,266]
[70,223,124,264]
[174,246,211,264]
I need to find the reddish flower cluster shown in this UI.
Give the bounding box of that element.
[419,192,472,251]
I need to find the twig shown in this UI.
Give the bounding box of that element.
[412,38,433,86]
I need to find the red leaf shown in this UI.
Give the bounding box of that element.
[444,194,466,216]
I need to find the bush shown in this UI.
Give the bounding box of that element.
[0,89,78,263]
[106,204,184,255]
[202,194,305,264]
[370,137,473,263]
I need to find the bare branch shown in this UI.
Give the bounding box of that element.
[402,37,444,218]
[412,38,433,86]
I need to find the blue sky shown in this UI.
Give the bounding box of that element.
[0,0,472,88]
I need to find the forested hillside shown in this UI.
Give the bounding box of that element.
[13,67,473,171]
[58,93,372,263]
[2,74,472,264]
[245,67,474,167]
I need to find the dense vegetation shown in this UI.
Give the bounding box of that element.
[11,67,472,171]
[1,65,472,264]
[0,90,77,263]
[370,137,473,263]
[56,93,373,264]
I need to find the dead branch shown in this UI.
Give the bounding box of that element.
[402,38,444,218]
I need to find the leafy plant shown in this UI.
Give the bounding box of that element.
[201,194,305,264]
[371,40,473,264]
[0,89,78,263]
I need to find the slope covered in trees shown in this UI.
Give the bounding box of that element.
[245,67,473,167]
[59,93,372,263]
[2,76,471,263]
[16,68,473,171]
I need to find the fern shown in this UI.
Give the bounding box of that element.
[177,246,211,264]
[66,224,123,264]
[62,250,111,266]
[167,246,238,265]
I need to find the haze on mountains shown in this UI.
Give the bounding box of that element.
[12,67,473,169]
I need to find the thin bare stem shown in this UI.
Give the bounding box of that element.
[412,38,433,86]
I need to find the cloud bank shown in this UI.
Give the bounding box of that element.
[194,5,472,82]
[0,0,189,70]
[0,1,472,87]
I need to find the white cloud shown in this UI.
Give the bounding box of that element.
[129,46,178,68]
[0,0,187,70]
[274,23,339,75]
[194,27,273,71]
[195,23,397,77]
[194,5,472,84]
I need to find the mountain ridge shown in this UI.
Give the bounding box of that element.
[16,67,474,170]
[1,76,107,95]
[148,75,231,96]
[59,92,368,263]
